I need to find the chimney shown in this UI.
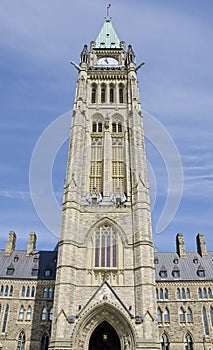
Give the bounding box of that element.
[4,231,16,256]
[196,233,208,258]
[176,233,186,258]
[26,232,37,256]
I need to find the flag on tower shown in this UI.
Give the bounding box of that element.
[107,4,111,9]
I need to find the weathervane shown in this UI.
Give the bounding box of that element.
[106,3,111,19]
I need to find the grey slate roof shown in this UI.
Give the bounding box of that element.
[0,249,57,280]
[155,251,213,281]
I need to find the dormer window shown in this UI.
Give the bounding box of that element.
[197,264,205,277]
[44,269,52,277]
[31,268,38,277]
[100,42,105,48]
[6,268,14,276]
[172,265,180,278]
[193,256,198,264]
[110,42,116,48]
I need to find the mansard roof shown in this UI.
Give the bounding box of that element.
[155,251,213,281]
[95,18,120,49]
[0,249,57,280]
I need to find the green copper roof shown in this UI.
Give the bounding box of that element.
[95,19,120,49]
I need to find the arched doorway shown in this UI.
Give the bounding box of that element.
[89,321,121,350]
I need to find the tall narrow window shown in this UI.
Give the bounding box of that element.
[4,285,9,296]
[179,308,185,323]
[0,285,3,296]
[26,286,30,297]
[112,137,125,193]
[43,288,47,298]
[203,306,209,335]
[164,288,168,299]
[90,137,103,193]
[203,288,207,299]
[26,306,32,321]
[48,288,53,299]
[17,331,26,350]
[156,288,159,299]
[94,225,117,268]
[91,87,96,103]
[41,332,49,350]
[184,333,193,350]
[19,306,24,320]
[208,287,212,298]
[2,304,9,332]
[101,87,106,103]
[161,333,169,350]
[9,285,13,297]
[119,86,124,103]
[92,122,97,133]
[187,308,193,322]
[41,307,47,321]
[159,288,163,299]
[31,286,35,297]
[110,86,114,103]
[210,306,213,326]
[182,288,186,299]
[198,287,202,299]
[98,122,102,133]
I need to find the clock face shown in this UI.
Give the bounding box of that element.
[96,57,119,67]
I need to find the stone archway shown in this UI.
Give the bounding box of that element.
[71,303,136,350]
[89,321,121,350]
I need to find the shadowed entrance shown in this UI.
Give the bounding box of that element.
[89,321,121,350]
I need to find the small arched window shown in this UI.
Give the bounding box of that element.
[48,288,53,298]
[198,287,202,299]
[21,286,25,297]
[43,288,47,298]
[164,288,168,299]
[19,306,24,320]
[164,308,170,323]
[49,307,53,321]
[31,286,35,298]
[179,307,185,323]
[9,285,13,297]
[17,331,26,350]
[159,288,163,299]
[26,286,30,297]
[161,333,169,350]
[182,288,186,299]
[186,288,190,299]
[176,288,181,299]
[157,308,162,323]
[208,287,212,298]
[26,306,32,321]
[41,307,47,321]
[4,285,9,296]
[187,308,193,322]
[203,288,207,299]
[184,333,193,350]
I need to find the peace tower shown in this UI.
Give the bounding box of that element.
[49,15,160,350]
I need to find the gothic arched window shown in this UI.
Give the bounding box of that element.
[164,308,170,323]
[95,225,117,268]
[90,136,103,193]
[19,306,24,320]
[119,85,124,103]
[186,288,190,299]
[91,86,97,103]
[41,332,49,350]
[109,85,115,103]
[43,288,47,298]
[26,306,32,321]
[187,308,193,323]
[203,288,207,299]
[26,286,30,297]
[161,333,169,350]
[101,85,106,103]
[198,287,202,299]
[9,285,13,297]
[31,286,35,297]
[164,288,168,299]
[184,333,193,350]
[17,331,26,350]
[203,306,209,335]
[176,288,181,299]
[159,288,163,299]
[41,307,47,321]
[49,307,53,321]
[179,307,185,323]
[2,304,9,332]
[182,288,186,299]
[157,308,162,323]
[210,306,213,326]
[21,286,25,297]
[48,288,53,299]
[208,287,212,298]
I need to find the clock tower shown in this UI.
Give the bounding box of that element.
[49,16,160,350]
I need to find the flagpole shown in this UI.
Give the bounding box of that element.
[106,4,111,19]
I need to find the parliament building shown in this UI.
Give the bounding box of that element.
[0,15,212,350]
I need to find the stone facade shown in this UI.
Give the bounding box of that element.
[0,15,212,350]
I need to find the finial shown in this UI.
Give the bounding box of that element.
[106,3,111,19]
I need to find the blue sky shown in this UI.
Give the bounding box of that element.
[0,0,212,253]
